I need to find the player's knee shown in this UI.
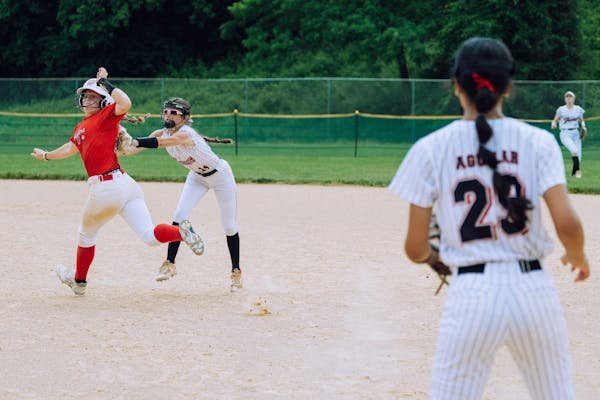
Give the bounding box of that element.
[78,231,97,247]
[140,229,160,247]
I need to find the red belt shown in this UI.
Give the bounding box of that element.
[97,168,124,182]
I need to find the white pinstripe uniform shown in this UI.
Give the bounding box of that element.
[162,125,238,235]
[389,117,574,400]
[555,104,585,160]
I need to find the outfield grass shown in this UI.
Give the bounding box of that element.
[1,143,598,192]
[0,144,405,186]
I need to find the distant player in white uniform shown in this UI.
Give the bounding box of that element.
[389,38,590,400]
[129,98,242,291]
[551,91,587,178]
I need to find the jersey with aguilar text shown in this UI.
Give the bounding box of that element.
[389,117,565,268]
[70,103,124,177]
[163,125,220,175]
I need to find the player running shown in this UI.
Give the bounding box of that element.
[125,98,242,292]
[31,68,204,296]
[551,91,587,178]
[389,37,590,399]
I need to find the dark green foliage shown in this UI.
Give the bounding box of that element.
[0,0,595,79]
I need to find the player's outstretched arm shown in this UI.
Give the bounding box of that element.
[31,141,79,161]
[543,184,590,282]
[96,67,131,117]
[124,130,162,155]
[551,114,559,129]
[132,129,193,148]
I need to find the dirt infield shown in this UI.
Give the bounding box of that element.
[1,180,598,399]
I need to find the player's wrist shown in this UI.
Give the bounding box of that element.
[134,137,159,148]
[96,77,116,95]
[43,151,49,161]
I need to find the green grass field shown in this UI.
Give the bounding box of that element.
[2,115,599,191]
[1,142,598,192]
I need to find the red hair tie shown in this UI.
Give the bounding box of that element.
[472,73,495,92]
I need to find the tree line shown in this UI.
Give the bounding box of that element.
[0,0,597,80]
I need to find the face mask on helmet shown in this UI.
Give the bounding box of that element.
[77,93,108,109]
[163,119,176,128]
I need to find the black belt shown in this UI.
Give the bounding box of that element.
[197,169,217,177]
[457,259,541,275]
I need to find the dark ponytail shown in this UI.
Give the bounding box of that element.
[453,37,532,230]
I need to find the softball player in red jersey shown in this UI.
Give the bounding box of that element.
[128,98,242,292]
[551,91,587,178]
[389,38,590,400]
[31,68,204,296]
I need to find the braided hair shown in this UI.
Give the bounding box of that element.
[452,37,532,230]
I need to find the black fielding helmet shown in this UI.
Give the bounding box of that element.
[163,97,191,115]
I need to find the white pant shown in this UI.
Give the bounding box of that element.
[173,159,238,235]
[79,172,160,247]
[560,129,582,160]
[430,261,573,400]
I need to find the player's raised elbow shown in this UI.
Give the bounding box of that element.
[116,97,132,114]
[112,89,132,116]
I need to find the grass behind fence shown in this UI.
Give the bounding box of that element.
[1,115,599,191]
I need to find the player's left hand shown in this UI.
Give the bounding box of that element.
[31,147,47,161]
[427,213,451,295]
[580,126,588,140]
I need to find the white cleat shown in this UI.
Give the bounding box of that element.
[156,260,177,282]
[179,220,204,255]
[55,264,87,296]
[230,268,243,292]
[574,170,582,178]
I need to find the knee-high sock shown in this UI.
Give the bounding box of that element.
[572,156,580,174]
[153,224,181,243]
[227,233,240,271]
[75,245,95,282]
[167,221,181,263]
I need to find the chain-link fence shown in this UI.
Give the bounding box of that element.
[1,78,598,155]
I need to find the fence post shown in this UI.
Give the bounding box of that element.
[411,80,416,142]
[354,110,359,158]
[233,109,239,156]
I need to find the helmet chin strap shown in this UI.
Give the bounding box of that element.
[78,95,103,109]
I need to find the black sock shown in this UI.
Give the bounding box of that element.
[572,156,580,174]
[227,233,240,271]
[167,221,181,263]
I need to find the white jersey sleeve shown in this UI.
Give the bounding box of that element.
[388,137,437,208]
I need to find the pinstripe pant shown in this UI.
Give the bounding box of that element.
[430,261,573,400]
